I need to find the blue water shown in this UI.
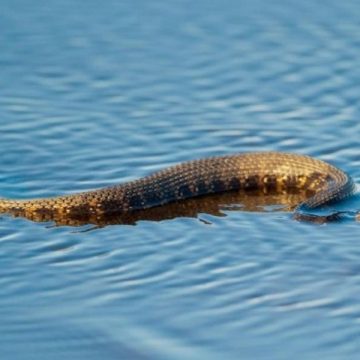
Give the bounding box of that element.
[1,0,360,359]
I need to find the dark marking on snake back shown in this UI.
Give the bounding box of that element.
[244,175,260,191]
[178,184,193,199]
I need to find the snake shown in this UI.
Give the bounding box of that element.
[0,152,358,225]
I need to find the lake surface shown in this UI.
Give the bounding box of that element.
[1,0,360,359]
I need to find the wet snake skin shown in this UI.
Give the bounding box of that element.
[0,152,357,225]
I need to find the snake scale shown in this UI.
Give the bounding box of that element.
[0,152,357,225]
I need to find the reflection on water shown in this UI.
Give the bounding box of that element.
[5,191,305,226]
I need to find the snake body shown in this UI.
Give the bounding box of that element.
[0,152,356,224]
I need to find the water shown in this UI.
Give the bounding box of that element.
[1,0,360,358]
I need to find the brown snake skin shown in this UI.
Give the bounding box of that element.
[0,152,357,225]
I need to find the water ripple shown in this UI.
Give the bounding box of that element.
[1,0,360,359]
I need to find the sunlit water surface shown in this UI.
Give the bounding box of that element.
[1,0,360,359]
